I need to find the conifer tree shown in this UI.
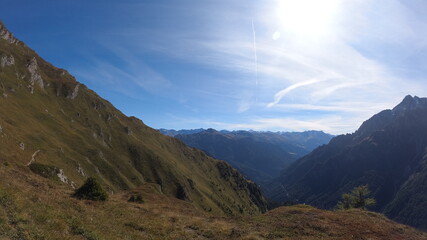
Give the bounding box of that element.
[336,185,375,210]
[73,177,108,201]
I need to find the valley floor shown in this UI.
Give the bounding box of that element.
[0,164,425,240]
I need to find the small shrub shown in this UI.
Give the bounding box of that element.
[187,225,199,230]
[73,177,108,201]
[124,222,145,232]
[128,194,144,203]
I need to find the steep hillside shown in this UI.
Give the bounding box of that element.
[0,21,267,216]
[271,95,427,229]
[1,166,425,239]
[173,129,332,185]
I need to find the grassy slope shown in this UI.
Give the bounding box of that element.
[0,22,266,216]
[0,165,425,240]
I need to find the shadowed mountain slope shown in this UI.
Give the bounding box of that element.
[170,129,333,185]
[271,95,427,230]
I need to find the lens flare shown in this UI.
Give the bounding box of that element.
[277,0,339,37]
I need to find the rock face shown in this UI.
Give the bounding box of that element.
[271,95,427,230]
[0,21,267,215]
[68,84,80,99]
[0,22,17,44]
[1,54,14,67]
[26,57,44,92]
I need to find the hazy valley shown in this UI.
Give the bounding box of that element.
[160,128,333,186]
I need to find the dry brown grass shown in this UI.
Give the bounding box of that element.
[0,164,425,240]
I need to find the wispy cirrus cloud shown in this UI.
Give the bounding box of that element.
[62,0,427,134]
[267,78,324,107]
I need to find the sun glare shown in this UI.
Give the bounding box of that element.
[277,0,339,37]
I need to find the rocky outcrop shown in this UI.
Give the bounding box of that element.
[26,57,44,93]
[57,169,69,184]
[1,55,14,68]
[0,23,18,44]
[68,84,80,99]
[176,184,191,201]
[392,95,427,114]
[77,164,85,176]
[54,82,81,99]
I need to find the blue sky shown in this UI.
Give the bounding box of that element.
[2,0,427,134]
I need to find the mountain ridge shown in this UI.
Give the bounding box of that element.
[166,128,333,186]
[0,20,267,216]
[271,95,427,230]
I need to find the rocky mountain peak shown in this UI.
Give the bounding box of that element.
[204,128,218,134]
[0,21,18,44]
[392,95,427,113]
[356,95,427,138]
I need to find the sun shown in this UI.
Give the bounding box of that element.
[276,0,339,37]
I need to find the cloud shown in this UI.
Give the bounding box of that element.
[74,0,427,134]
[269,101,393,113]
[267,78,324,107]
[71,42,173,101]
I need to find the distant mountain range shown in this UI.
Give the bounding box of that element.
[269,95,427,230]
[158,128,207,136]
[159,128,333,186]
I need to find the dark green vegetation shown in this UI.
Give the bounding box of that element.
[336,185,376,210]
[28,163,60,180]
[271,95,427,230]
[73,177,108,201]
[0,21,266,215]
[171,128,333,185]
[128,194,144,203]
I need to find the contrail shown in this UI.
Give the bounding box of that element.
[251,19,258,86]
[267,78,324,108]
